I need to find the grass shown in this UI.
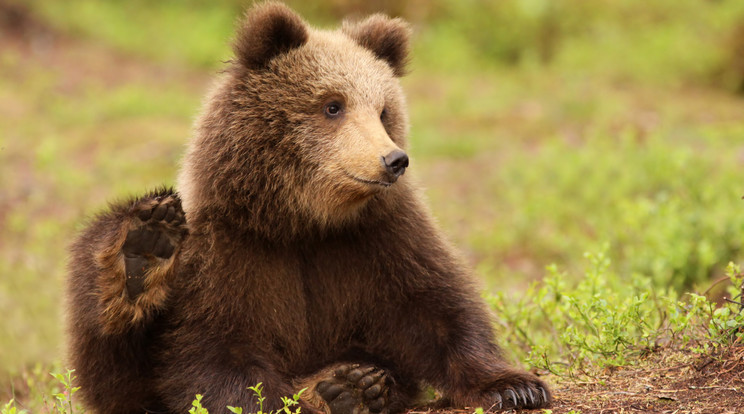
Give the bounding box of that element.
[2,0,744,412]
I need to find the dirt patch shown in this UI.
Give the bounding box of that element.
[403,346,744,413]
[542,345,744,413]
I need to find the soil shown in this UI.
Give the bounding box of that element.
[542,345,744,413]
[413,346,744,413]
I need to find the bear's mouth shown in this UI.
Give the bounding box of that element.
[343,171,393,188]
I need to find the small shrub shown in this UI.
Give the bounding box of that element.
[490,247,744,378]
[188,383,306,414]
[1,400,26,414]
[49,370,81,414]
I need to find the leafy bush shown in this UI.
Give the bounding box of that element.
[488,133,743,290]
[490,250,744,378]
[413,0,744,90]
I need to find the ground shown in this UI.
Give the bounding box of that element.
[2,2,744,413]
[409,346,744,413]
[545,345,744,413]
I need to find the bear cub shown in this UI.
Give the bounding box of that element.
[66,2,551,413]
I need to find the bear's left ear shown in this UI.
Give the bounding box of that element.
[233,2,309,69]
[342,15,412,77]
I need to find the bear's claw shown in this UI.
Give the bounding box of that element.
[487,378,551,410]
[317,364,390,414]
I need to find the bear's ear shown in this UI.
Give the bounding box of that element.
[233,2,309,69]
[342,14,412,77]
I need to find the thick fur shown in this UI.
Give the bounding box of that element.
[234,2,309,69]
[66,188,184,413]
[66,2,551,413]
[342,15,411,77]
[71,188,185,335]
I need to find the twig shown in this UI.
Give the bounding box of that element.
[724,297,744,308]
[704,276,732,295]
[688,385,739,392]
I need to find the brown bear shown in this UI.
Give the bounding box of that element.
[66,2,551,413]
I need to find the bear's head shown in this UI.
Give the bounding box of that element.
[178,2,413,241]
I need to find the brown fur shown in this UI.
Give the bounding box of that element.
[67,188,183,413]
[66,3,551,413]
[342,15,411,77]
[234,2,309,70]
[91,193,183,334]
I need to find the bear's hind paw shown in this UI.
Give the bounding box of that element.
[315,364,390,414]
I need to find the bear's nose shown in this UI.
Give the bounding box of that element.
[383,150,409,178]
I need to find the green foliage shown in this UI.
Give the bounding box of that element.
[415,94,744,292]
[434,0,565,65]
[491,250,744,378]
[28,0,744,88]
[490,133,742,290]
[189,394,209,414]
[49,370,82,414]
[187,383,306,414]
[417,0,744,89]
[30,0,238,68]
[0,368,83,413]
[1,400,26,414]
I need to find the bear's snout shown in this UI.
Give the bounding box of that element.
[382,150,409,180]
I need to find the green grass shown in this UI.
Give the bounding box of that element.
[29,0,238,69]
[3,0,744,410]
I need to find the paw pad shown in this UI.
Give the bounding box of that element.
[122,196,185,299]
[317,364,390,414]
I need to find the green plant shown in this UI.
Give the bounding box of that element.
[490,247,744,378]
[187,383,306,414]
[1,400,26,414]
[47,370,81,414]
[189,394,208,414]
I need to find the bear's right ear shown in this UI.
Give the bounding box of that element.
[343,14,412,77]
[233,2,308,69]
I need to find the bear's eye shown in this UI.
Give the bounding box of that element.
[380,108,387,121]
[323,102,343,118]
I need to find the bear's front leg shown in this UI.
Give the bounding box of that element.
[418,302,551,411]
[374,282,551,411]
[458,365,551,410]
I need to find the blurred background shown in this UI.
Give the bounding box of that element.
[1,0,744,400]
